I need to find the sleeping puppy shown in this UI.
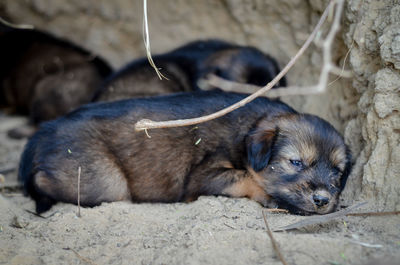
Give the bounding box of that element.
[92,40,286,102]
[19,90,351,215]
[0,23,112,137]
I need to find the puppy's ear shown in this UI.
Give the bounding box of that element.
[340,146,352,191]
[246,120,277,172]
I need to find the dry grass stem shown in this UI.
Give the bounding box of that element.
[64,247,98,265]
[265,208,289,214]
[262,210,289,265]
[0,166,16,175]
[224,223,236,230]
[142,0,168,80]
[0,16,34,29]
[0,174,4,193]
[77,166,81,218]
[144,128,152,138]
[346,211,400,217]
[272,202,368,232]
[327,37,355,86]
[349,240,383,248]
[135,1,333,131]
[25,209,46,219]
[2,193,23,197]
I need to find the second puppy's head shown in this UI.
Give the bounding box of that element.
[246,114,351,215]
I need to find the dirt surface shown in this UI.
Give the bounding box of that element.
[1,0,400,264]
[1,115,400,265]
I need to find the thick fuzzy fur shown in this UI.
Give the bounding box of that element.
[19,90,351,214]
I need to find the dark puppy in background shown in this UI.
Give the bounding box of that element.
[0,22,112,137]
[19,90,351,215]
[92,40,286,102]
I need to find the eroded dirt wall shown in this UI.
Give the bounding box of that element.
[342,0,400,210]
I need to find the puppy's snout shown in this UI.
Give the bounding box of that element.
[313,194,329,207]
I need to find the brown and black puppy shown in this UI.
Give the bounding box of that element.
[92,40,286,102]
[19,90,351,214]
[0,23,112,137]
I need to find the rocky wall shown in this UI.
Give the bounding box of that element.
[342,0,400,210]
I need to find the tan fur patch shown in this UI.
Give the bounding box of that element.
[34,171,52,191]
[279,144,300,160]
[222,174,270,203]
[330,147,346,170]
[247,168,267,187]
[218,160,235,169]
[298,142,317,165]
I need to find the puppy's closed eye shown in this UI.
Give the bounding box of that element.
[289,159,304,170]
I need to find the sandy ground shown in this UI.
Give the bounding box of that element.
[1,114,400,265]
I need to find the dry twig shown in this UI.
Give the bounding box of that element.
[272,202,368,232]
[135,0,334,131]
[262,210,289,265]
[206,0,351,98]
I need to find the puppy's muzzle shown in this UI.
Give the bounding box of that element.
[312,189,331,208]
[313,194,329,207]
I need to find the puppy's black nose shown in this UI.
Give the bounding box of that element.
[313,194,329,207]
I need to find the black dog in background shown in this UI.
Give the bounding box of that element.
[93,40,286,102]
[0,22,112,137]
